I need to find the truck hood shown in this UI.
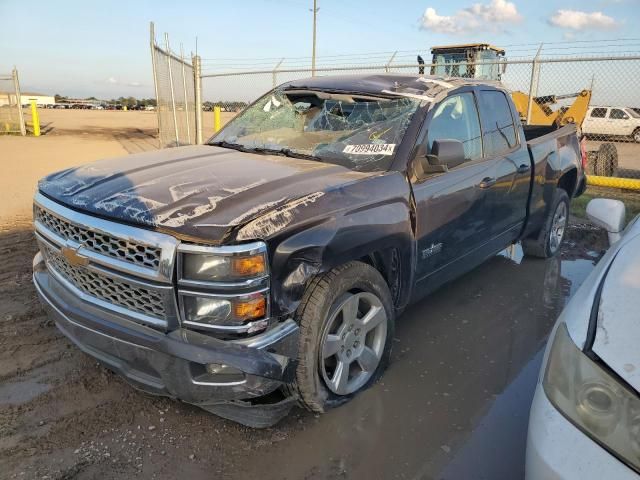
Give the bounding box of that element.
[38,145,373,242]
[590,226,640,393]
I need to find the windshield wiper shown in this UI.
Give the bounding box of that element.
[254,147,322,161]
[210,141,251,152]
[211,142,322,161]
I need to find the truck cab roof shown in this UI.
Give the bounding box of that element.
[279,74,503,97]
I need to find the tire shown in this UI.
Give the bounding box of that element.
[594,143,618,177]
[288,261,395,413]
[633,128,640,144]
[522,189,570,258]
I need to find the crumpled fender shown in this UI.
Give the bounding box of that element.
[230,172,416,318]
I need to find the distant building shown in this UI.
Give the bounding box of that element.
[0,92,55,107]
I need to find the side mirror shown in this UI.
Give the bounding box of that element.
[586,198,626,244]
[425,139,466,170]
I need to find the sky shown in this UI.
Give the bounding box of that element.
[1,0,639,99]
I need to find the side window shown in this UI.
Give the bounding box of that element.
[427,93,482,162]
[477,90,517,157]
[609,108,628,120]
[590,108,607,118]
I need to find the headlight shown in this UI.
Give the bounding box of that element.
[544,323,640,472]
[179,290,268,333]
[177,242,270,335]
[178,242,267,284]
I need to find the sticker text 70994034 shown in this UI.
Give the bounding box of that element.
[343,144,396,156]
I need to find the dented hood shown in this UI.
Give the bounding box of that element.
[38,145,372,242]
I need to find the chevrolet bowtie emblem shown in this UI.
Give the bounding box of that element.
[61,246,89,267]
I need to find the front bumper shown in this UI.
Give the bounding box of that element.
[33,252,299,412]
[526,385,638,480]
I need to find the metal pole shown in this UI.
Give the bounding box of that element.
[526,43,543,125]
[149,22,162,148]
[385,51,397,73]
[180,44,192,145]
[193,55,203,144]
[272,58,284,88]
[165,33,180,147]
[311,0,318,76]
[12,67,26,136]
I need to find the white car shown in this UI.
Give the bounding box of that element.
[582,106,640,143]
[526,198,640,479]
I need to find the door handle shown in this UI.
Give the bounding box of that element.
[517,164,531,174]
[479,177,496,189]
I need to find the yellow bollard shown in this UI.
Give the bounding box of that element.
[30,100,40,137]
[214,106,221,132]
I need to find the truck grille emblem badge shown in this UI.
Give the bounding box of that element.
[61,246,90,267]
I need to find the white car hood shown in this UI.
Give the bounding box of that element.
[592,230,640,392]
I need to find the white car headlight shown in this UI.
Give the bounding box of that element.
[544,323,640,472]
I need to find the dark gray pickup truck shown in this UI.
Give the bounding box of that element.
[33,74,585,426]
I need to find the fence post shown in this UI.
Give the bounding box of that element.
[180,44,192,145]
[193,55,203,144]
[385,51,397,73]
[214,106,221,132]
[165,33,180,147]
[526,44,543,125]
[272,58,284,88]
[12,67,26,136]
[149,22,162,148]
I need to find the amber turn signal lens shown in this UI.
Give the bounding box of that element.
[233,297,266,321]
[231,254,266,277]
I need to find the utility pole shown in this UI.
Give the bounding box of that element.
[311,0,319,76]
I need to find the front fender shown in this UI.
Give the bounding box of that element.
[231,172,416,317]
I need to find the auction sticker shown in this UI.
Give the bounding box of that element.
[343,144,396,155]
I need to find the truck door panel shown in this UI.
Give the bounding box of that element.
[476,90,531,241]
[410,92,495,281]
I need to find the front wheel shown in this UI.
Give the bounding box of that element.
[289,261,395,413]
[522,189,570,258]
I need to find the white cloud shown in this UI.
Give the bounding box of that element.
[548,10,618,30]
[127,81,142,87]
[106,77,118,84]
[420,0,522,34]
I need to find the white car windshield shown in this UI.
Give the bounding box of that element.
[209,89,421,172]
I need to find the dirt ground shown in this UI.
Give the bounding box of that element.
[0,109,625,479]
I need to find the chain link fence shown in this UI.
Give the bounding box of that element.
[0,68,26,136]
[199,55,640,179]
[150,24,197,148]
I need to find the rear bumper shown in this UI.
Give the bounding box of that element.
[33,253,299,407]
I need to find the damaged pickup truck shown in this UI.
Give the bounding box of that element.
[33,74,585,427]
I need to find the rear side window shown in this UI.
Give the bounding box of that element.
[590,108,607,118]
[477,90,517,157]
[609,108,627,120]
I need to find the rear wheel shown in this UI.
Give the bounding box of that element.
[522,189,569,258]
[633,128,640,144]
[289,261,395,413]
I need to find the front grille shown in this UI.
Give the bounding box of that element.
[41,242,167,319]
[35,206,162,270]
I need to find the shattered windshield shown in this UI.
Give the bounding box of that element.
[208,89,421,172]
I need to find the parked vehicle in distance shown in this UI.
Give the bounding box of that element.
[32,74,585,427]
[526,198,640,479]
[582,106,640,143]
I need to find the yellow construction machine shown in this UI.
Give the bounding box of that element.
[425,43,592,127]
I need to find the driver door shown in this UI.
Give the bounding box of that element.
[410,91,497,285]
